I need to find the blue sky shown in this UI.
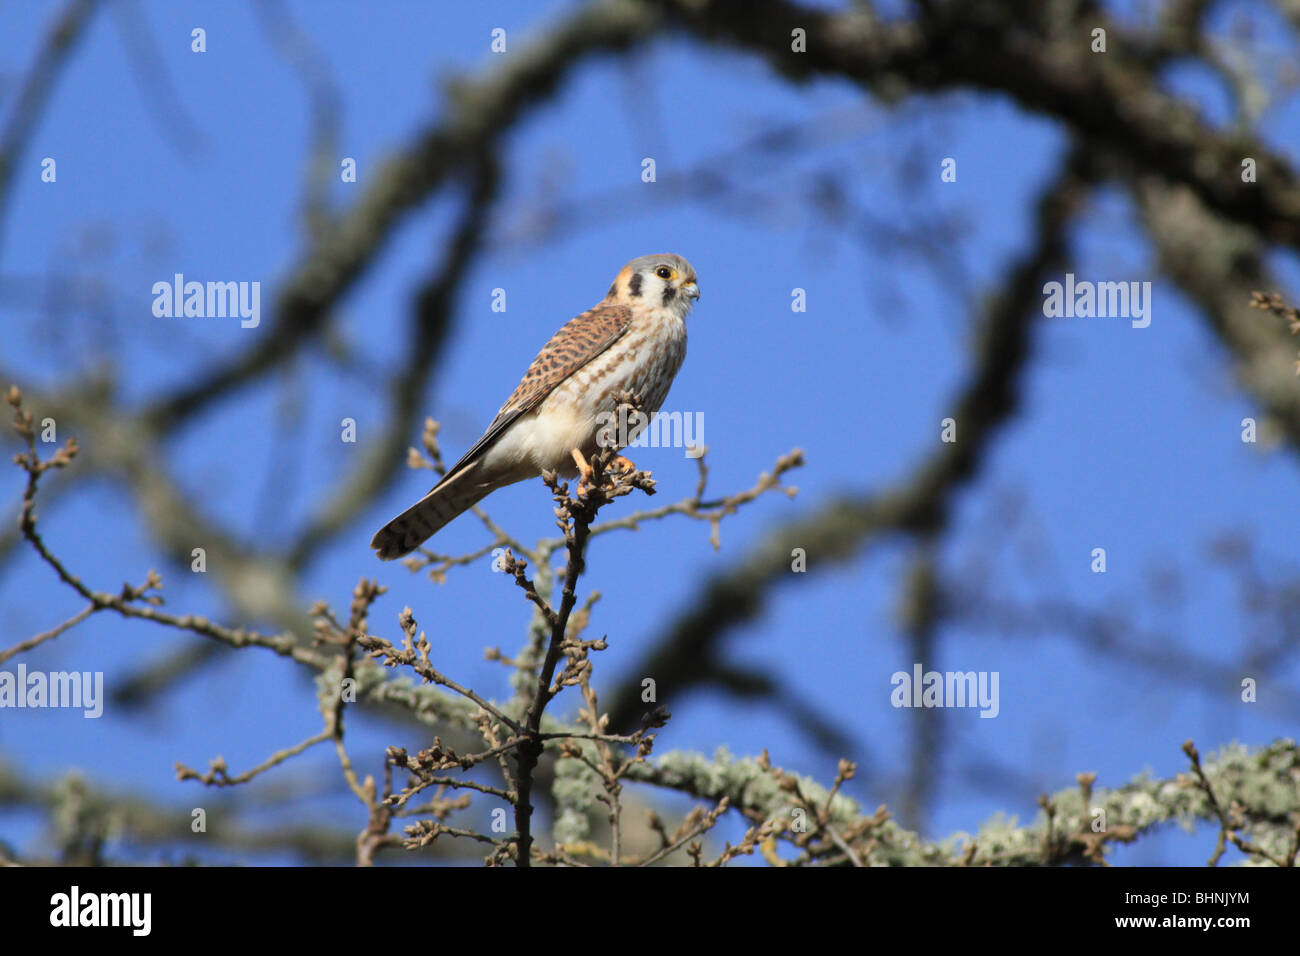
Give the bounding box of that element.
[2,0,1298,865]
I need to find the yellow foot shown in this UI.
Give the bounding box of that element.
[612,455,637,473]
[570,448,594,492]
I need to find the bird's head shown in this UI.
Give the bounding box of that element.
[607,253,700,318]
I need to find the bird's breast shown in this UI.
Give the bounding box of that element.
[493,310,687,477]
[557,311,686,416]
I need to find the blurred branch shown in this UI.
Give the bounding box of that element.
[109,0,208,158]
[657,0,1300,244]
[949,588,1300,721]
[253,0,343,238]
[897,537,941,831]
[1136,177,1300,448]
[0,759,468,864]
[0,0,101,258]
[624,738,1300,866]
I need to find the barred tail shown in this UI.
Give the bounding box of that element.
[370,466,493,560]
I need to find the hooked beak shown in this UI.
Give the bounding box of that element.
[682,281,700,301]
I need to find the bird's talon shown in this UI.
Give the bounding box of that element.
[571,448,595,496]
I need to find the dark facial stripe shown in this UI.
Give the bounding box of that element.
[661,284,676,307]
[607,281,618,299]
[628,272,643,297]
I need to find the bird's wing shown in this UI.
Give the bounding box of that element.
[434,302,635,487]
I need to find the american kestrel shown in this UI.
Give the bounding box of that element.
[371,253,699,560]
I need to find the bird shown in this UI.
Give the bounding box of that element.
[371,253,699,560]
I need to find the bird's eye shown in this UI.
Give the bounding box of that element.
[655,266,672,280]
